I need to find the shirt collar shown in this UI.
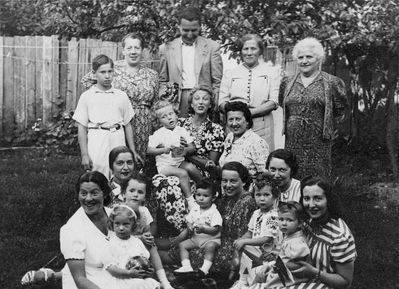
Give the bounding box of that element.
[93,86,115,93]
[181,37,196,47]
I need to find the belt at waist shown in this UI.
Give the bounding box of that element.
[132,104,150,109]
[88,123,122,132]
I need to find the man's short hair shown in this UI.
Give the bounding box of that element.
[179,7,201,23]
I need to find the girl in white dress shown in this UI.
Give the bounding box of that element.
[105,204,160,289]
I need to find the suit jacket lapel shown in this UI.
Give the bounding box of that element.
[195,37,208,77]
[171,39,182,75]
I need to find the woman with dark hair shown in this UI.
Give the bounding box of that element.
[248,176,356,289]
[266,149,301,202]
[158,162,256,276]
[60,171,114,289]
[219,101,269,178]
[219,34,280,150]
[82,32,159,163]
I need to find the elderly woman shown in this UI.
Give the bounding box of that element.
[60,171,114,289]
[248,176,357,289]
[219,34,280,150]
[266,149,301,202]
[279,37,348,180]
[219,101,269,178]
[82,32,159,162]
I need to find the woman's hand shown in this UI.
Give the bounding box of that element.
[180,136,188,147]
[81,154,93,171]
[128,268,153,279]
[141,232,155,247]
[133,150,144,167]
[193,224,205,234]
[291,261,318,279]
[233,239,247,251]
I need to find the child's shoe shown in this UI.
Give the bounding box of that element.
[174,266,194,274]
[21,268,55,285]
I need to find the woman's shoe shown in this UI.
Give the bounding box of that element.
[21,268,55,285]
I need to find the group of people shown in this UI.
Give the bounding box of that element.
[20,6,356,289]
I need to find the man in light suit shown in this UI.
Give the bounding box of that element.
[159,7,223,117]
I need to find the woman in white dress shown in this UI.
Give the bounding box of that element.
[60,171,114,289]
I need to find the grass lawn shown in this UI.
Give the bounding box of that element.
[0,147,397,289]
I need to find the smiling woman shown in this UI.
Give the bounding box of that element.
[279,37,348,180]
[219,34,280,150]
[81,33,159,165]
[218,101,269,178]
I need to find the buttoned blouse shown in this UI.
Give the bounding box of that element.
[219,62,279,108]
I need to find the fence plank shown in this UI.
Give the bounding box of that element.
[14,36,26,132]
[35,36,43,123]
[0,37,4,136]
[67,37,78,112]
[26,36,36,126]
[59,37,68,112]
[51,35,60,118]
[77,38,89,96]
[3,37,15,137]
[42,36,53,123]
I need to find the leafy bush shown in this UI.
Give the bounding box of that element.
[4,110,78,154]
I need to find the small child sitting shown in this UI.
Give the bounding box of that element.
[230,173,279,289]
[124,173,174,289]
[174,178,222,276]
[147,100,199,209]
[105,204,160,289]
[248,201,310,288]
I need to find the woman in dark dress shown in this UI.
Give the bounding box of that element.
[279,38,348,180]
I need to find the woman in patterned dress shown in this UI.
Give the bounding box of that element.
[158,162,257,278]
[279,38,348,180]
[219,101,270,178]
[178,87,225,177]
[82,33,159,164]
[248,176,356,289]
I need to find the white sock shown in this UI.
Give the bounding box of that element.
[181,259,193,270]
[200,260,212,275]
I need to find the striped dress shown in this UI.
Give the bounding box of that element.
[280,178,301,203]
[248,218,357,289]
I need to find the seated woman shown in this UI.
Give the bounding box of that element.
[152,88,225,235]
[158,162,257,277]
[219,101,270,178]
[247,176,357,289]
[266,149,301,202]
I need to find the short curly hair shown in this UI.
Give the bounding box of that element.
[75,171,112,206]
[292,37,325,62]
[225,101,253,129]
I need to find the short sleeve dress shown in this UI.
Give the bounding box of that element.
[60,207,113,289]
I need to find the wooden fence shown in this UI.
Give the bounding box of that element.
[0,35,293,138]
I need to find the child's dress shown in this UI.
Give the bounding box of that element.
[105,232,160,289]
[248,230,310,288]
[185,203,223,247]
[73,86,134,178]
